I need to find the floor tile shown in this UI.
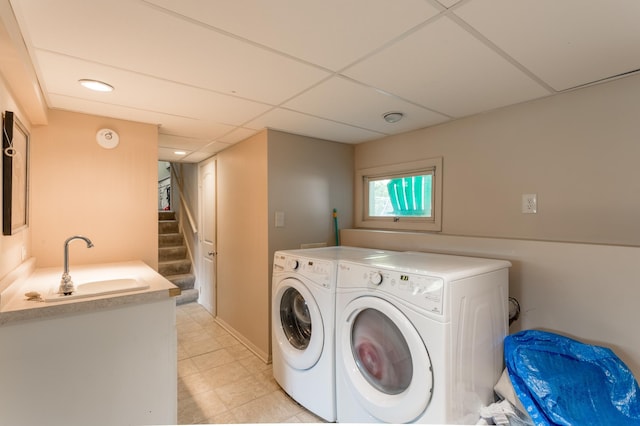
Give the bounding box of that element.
[200,361,252,389]
[176,302,324,424]
[229,390,306,423]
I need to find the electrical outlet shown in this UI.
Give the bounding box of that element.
[522,194,537,214]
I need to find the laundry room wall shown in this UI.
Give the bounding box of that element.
[214,129,354,361]
[267,129,354,252]
[0,69,32,281]
[216,130,270,359]
[346,73,640,379]
[354,73,640,247]
[30,110,159,269]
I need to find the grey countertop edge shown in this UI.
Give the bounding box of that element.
[0,260,179,327]
[0,288,175,326]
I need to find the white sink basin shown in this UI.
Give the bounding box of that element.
[44,278,149,302]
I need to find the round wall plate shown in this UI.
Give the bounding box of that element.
[96,128,119,149]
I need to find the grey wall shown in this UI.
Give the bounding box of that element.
[268,129,354,253]
[355,73,640,246]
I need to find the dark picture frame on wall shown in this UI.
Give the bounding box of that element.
[2,111,29,235]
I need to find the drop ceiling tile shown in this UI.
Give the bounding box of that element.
[284,76,450,133]
[48,93,236,140]
[436,0,464,8]
[246,108,385,143]
[47,93,163,126]
[12,0,330,104]
[343,16,550,117]
[455,0,640,91]
[36,51,273,125]
[145,0,441,71]
[158,134,212,152]
[197,141,234,154]
[155,117,237,141]
[218,128,261,145]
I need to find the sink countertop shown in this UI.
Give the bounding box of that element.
[0,260,180,326]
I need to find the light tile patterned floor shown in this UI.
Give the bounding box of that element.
[177,302,324,424]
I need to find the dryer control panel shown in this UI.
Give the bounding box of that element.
[339,262,445,314]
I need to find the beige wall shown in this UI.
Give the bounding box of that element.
[30,110,158,269]
[214,129,354,360]
[216,130,270,359]
[355,73,640,246]
[2,2,157,277]
[0,74,32,281]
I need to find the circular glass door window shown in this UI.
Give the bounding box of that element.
[280,287,312,350]
[351,308,413,394]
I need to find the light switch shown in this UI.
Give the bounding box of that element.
[275,211,285,227]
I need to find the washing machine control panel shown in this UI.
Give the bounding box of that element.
[274,253,335,288]
[340,263,445,314]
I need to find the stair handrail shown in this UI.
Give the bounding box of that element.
[170,165,197,234]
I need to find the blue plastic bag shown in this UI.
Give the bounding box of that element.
[505,330,640,426]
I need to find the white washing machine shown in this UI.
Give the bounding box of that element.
[335,251,511,424]
[271,246,395,422]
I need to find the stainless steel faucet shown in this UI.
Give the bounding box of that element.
[59,235,94,295]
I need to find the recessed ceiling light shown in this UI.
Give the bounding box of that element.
[79,79,114,92]
[383,111,404,123]
[174,151,187,155]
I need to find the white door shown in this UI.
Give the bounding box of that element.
[198,158,216,315]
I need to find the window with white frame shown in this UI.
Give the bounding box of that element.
[355,157,442,231]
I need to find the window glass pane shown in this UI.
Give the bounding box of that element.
[356,157,442,232]
[368,174,433,218]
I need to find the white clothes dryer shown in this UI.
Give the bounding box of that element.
[271,246,395,422]
[335,251,511,424]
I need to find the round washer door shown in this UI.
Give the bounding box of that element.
[339,296,434,423]
[273,277,324,370]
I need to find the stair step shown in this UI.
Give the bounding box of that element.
[159,259,191,276]
[159,233,184,247]
[176,288,199,305]
[157,211,199,305]
[165,273,196,290]
[159,246,187,261]
[158,211,176,221]
[159,220,179,234]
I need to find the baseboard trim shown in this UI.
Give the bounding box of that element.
[214,317,271,364]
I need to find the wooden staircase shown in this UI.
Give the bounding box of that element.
[158,211,198,305]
